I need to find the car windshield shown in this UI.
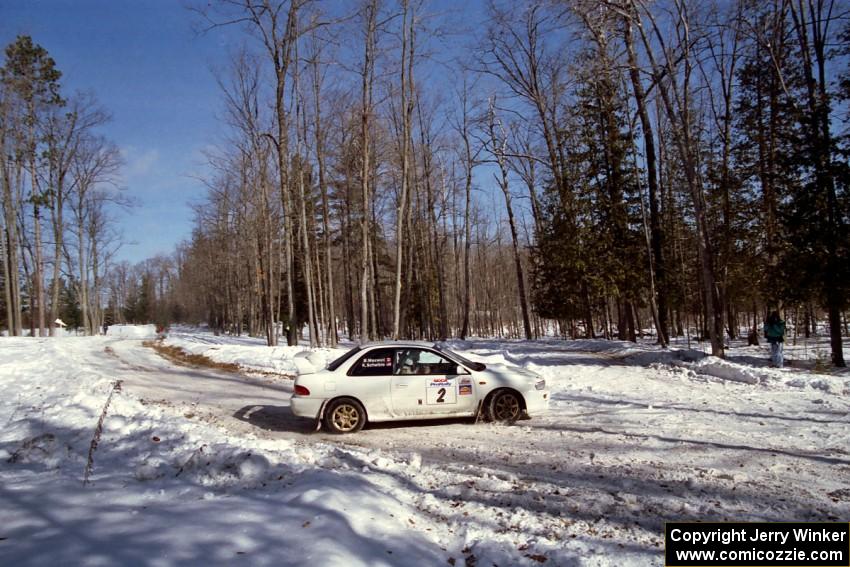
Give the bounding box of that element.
[435,346,486,372]
[327,346,361,371]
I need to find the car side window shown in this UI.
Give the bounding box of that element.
[348,348,396,376]
[395,349,463,376]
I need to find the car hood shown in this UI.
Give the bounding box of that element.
[481,363,541,383]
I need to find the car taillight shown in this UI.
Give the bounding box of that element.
[294,385,310,396]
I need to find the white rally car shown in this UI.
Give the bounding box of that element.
[290,341,549,433]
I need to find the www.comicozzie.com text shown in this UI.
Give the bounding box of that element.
[669,526,847,546]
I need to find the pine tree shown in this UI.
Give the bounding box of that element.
[1,36,64,337]
[58,278,81,330]
[735,3,799,299]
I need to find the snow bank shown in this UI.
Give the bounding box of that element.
[2,328,79,337]
[106,324,157,339]
[163,329,348,376]
[623,348,706,366]
[622,347,775,386]
[689,357,763,384]
[448,337,653,359]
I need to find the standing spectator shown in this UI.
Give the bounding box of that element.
[763,310,786,368]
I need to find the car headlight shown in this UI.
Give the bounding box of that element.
[535,379,546,391]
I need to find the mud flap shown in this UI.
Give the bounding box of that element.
[473,399,485,424]
[314,400,329,432]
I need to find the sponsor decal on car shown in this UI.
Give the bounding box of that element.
[458,384,472,396]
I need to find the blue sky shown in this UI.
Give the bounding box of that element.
[0,0,498,264]
[1,0,242,263]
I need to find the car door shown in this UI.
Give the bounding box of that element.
[391,348,475,417]
[345,348,395,420]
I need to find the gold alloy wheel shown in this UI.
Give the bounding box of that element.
[331,403,361,432]
[493,392,520,421]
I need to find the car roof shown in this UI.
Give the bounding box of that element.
[359,340,439,349]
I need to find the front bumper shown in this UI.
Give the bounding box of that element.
[290,396,325,419]
[524,389,550,417]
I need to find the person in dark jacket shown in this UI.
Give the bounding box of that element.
[763,310,786,367]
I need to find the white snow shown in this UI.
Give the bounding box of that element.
[2,330,849,566]
[106,324,157,339]
[161,327,342,376]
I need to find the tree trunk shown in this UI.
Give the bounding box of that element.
[1,145,22,336]
[634,2,724,356]
[489,105,532,340]
[392,0,414,340]
[458,77,475,341]
[359,0,377,341]
[32,196,46,336]
[624,15,668,346]
[49,188,63,337]
[264,3,298,346]
[310,36,337,347]
[788,0,844,367]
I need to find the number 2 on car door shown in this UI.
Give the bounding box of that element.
[427,381,456,404]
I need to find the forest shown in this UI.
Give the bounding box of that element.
[1,0,849,367]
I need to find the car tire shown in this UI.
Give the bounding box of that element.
[323,398,367,434]
[486,389,522,424]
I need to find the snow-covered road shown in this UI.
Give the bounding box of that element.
[2,333,849,566]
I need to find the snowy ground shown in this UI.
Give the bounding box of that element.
[1,329,849,566]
